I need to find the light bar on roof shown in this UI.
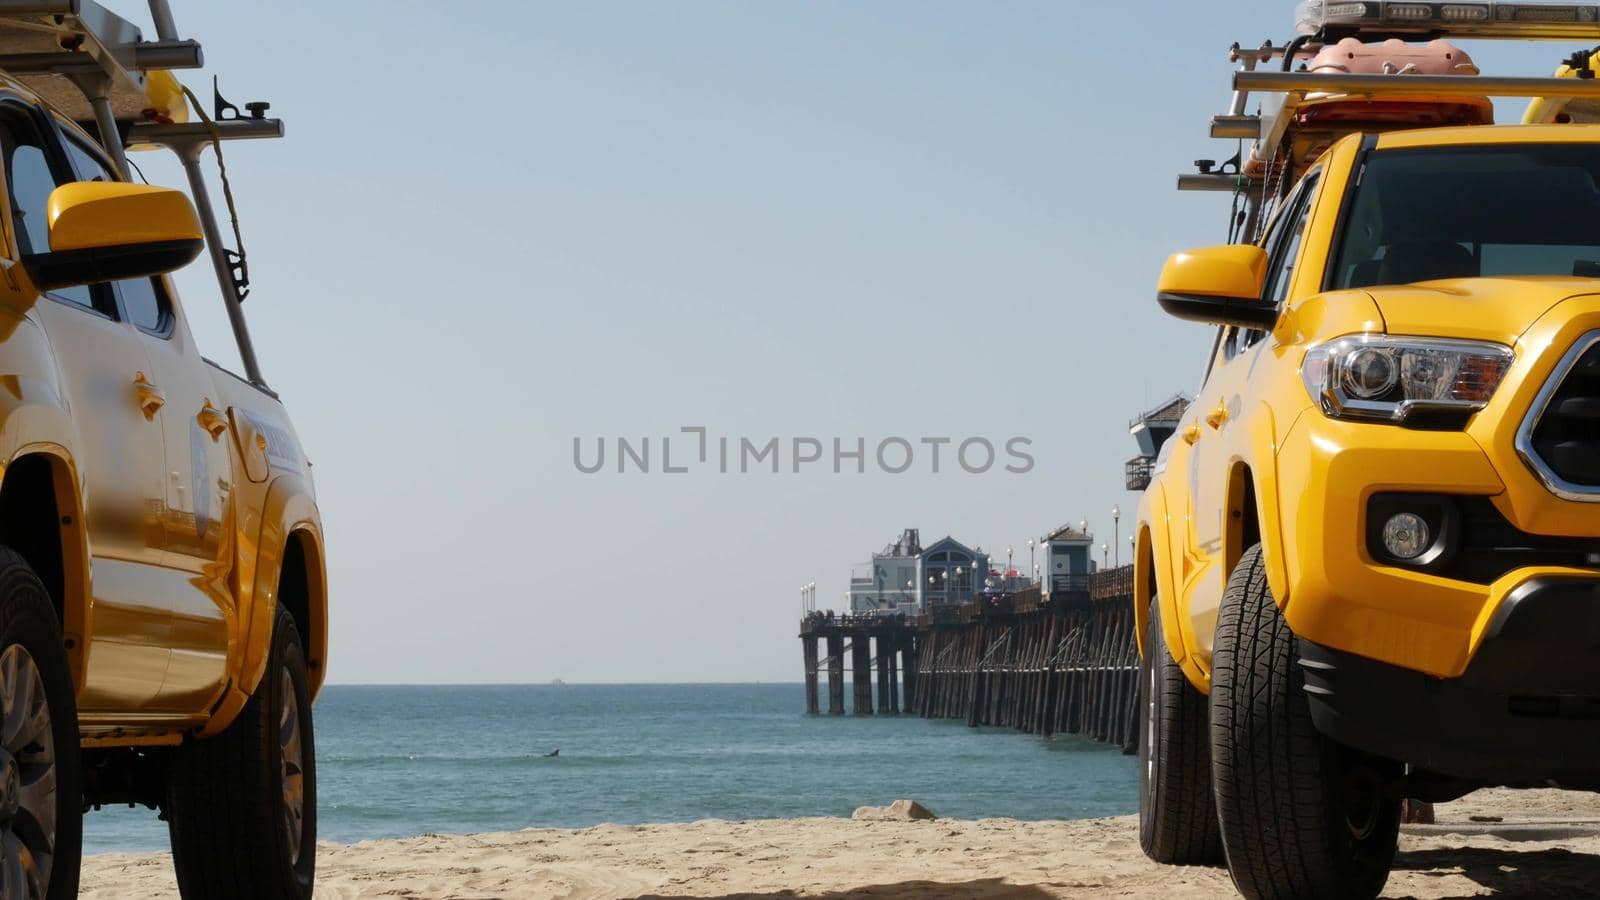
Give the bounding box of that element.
[1296,1,1600,39]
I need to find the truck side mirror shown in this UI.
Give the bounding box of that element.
[1156,244,1278,329]
[24,182,203,291]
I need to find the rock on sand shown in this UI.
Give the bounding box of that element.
[851,799,937,821]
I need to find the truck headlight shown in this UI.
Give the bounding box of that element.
[1301,335,1513,425]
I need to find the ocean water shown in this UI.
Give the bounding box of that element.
[83,683,1139,854]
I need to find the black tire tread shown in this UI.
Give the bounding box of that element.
[0,547,80,900]
[166,606,314,900]
[1138,597,1223,865]
[1210,544,1397,900]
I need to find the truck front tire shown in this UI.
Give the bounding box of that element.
[1210,544,1399,900]
[166,606,316,900]
[0,548,80,900]
[1138,595,1222,865]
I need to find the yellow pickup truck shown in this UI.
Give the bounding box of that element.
[1137,4,1600,898]
[0,4,329,898]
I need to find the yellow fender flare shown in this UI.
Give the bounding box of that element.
[1136,483,1193,676]
[1230,402,1291,612]
[198,474,326,738]
[1139,402,1290,695]
[0,406,92,686]
[0,442,89,685]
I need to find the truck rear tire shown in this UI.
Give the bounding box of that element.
[0,548,80,900]
[166,606,315,900]
[1210,545,1399,900]
[1138,595,1222,865]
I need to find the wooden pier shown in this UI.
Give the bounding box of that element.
[799,566,1139,752]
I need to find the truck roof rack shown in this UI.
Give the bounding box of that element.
[1231,70,1600,180]
[0,1,281,387]
[1182,3,1600,243]
[0,1,207,172]
[1192,63,1600,195]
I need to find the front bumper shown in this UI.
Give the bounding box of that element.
[1299,576,1600,783]
[1274,409,1600,678]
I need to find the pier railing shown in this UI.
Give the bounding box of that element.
[800,611,914,634]
[1090,565,1133,601]
[799,565,1140,753]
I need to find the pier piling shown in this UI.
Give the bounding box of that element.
[875,639,892,714]
[901,635,917,711]
[887,637,901,714]
[826,634,844,715]
[851,638,872,715]
[802,636,820,716]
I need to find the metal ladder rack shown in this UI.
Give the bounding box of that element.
[1183,2,1600,242]
[0,0,281,387]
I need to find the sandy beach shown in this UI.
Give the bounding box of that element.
[78,788,1600,899]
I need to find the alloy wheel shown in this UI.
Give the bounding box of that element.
[278,668,305,866]
[0,645,55,900]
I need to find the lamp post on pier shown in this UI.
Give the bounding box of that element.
[1112,505,1122,567]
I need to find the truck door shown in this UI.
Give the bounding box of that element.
[0,103,173,711]
[58,133,234,714]
[1185,172,1320,656]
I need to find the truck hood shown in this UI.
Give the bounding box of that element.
[1367,277,1600,345]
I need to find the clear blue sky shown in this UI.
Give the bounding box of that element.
[102,1,1571,683]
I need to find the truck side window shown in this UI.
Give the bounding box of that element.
[1220,178,1309,361]
[1233,173,1320,354]
[59,133,172,335]
[0,111,102,313]
[6,144,49,256]
[114,277,171,335]
[1264,174,1320,307]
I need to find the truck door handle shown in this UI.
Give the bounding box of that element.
[133,373,164,418]
[1205,401,1229,430]
[197,403,228,439]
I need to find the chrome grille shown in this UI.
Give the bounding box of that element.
[1518,331,1600,502]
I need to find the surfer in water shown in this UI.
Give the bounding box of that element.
[544,748,560,758]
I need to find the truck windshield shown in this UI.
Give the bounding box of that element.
[1331,144,1600,290]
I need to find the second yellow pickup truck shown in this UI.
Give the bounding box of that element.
[0,4,330,898]
[1137,4,1600,898]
